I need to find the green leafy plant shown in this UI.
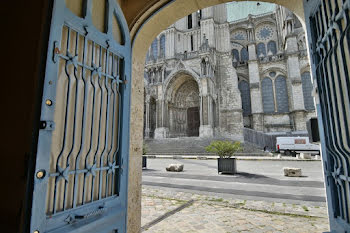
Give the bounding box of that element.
[205,141,243,158]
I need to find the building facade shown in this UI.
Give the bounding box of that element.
[144,4,315,140]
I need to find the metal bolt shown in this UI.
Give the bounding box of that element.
[34,231,39,233]
[36,171,45,179]
[46,99,52,106]
[40,121,47,129]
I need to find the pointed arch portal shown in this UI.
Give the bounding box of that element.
[165,73,200,137]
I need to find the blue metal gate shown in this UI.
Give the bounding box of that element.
[304,0,350,232]
[30,0,131,232]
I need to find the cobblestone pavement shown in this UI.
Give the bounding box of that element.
[142,186,330,233]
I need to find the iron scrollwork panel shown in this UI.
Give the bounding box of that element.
[310,0,350,226]
[47,25,123,215]
[31,0,131,232]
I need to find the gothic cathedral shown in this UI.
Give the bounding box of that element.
[144,4,315,141]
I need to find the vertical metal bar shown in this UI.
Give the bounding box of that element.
[98,48,111,200]
[112,57,122,195]
[72,33,88,208]
[82,40,97,204]
[99,49,110,199]
[53,26,72,214]
[107,55,117,196]
[63,30,81,211]
[90,45,104,201]
[111,55,117,195]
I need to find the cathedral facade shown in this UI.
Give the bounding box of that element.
[143,4,315,141]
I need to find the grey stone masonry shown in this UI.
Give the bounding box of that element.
[144,4,316,139]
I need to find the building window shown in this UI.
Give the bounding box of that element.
[160,35,165,58]
[232,49,239,62]
[201,59,206,76]
[301,72,315,110]
[238,80,251,116]
[257,43,266,57]
[262,77,275,113]
[269,71,276,77]
[275,75,289,113]
[197,10,202,26]
[151,38,158,58]
[267,41,277,55]
[188,14,192,29]
[241,47,249,62]
[191,35,194,51]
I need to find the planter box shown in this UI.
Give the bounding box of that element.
[217,158,236,174]
[142,156,147,169]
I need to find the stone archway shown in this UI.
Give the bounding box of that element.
[129,1,306,232]
[128,1,350,233]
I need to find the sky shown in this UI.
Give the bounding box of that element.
[227,1,276,22]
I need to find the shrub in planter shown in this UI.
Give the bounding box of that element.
[205,141,243,174]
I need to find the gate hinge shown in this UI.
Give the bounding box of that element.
[40,121,55,131]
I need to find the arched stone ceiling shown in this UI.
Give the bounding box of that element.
[120,0,305,41]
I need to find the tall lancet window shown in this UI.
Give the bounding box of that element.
[275,75,289,113]
[151,38,158,58]
[188,14,192,29]
[257,43,266,57]
[241,48,249,62]
[267,41,277,55]
[160,35,165,58]
[301,72,315,110]
[239,80,252,116]
[262,77,275,113]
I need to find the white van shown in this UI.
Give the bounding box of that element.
[276,137,320,156]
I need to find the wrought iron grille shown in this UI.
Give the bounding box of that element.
[30,1,130,232]
[310,0,350,225]
[46,24,124,215]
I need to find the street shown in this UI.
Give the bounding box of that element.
[143,159,326,204]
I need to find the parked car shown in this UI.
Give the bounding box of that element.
[276,137,320,156]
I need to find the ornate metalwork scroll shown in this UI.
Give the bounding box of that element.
[309,0,350,227]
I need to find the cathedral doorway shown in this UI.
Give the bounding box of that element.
[149,97,157,138]
[187,107,200,136]
[166,74,200,138]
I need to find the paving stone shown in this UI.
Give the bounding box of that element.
[283,167,302,177]
[141,186,329,232]
[166,164,184,172]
